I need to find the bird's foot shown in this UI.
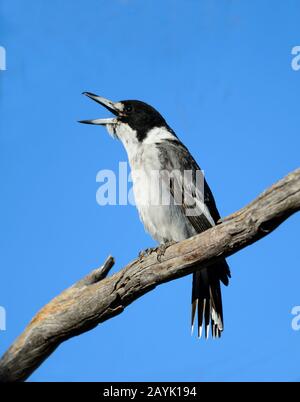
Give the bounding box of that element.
[139,247,156,260]
[156,240,176,262]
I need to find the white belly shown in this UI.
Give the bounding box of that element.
[130,147,196,243]
[114,123,204,243]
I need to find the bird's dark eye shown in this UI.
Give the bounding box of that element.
[125,105,133,113]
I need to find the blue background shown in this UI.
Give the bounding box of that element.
[1,0,300,382]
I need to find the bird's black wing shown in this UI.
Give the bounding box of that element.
[156,138,230,338]
[157,138,230,281]
[156,139,219,229]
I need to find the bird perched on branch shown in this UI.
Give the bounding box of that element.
[80,93,230,338]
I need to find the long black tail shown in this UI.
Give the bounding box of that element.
[191,259,230,338]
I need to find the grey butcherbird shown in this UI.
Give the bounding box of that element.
[79,92,230,338]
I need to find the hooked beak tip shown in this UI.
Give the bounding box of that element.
[82,91,96,97]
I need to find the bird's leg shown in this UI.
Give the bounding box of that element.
[156,240,176,262]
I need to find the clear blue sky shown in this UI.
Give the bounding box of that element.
[1,0,300,382]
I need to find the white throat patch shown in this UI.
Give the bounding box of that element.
[106,123,177,165]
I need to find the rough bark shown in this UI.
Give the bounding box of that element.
[0,168,299,382]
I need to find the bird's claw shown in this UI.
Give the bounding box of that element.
[156,240,176,262]
[139,247,156,259]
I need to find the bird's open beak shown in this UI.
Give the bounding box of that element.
[79,92,122,125]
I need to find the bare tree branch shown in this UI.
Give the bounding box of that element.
[0,168,300,382]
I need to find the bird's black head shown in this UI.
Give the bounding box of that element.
[119,100,167,141]
[79,93,168,142]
